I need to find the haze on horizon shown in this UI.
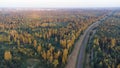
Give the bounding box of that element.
[0,0,120,8]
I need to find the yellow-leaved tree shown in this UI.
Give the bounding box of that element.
[42,50,47,60]
[33,40,37,48]
[49,55,53,63]
[93,37,99,45]
[4,51,12,61]
[37,45,42,53]
[111,38,116,48]
[53,59,59,67]
[62,48,68,64]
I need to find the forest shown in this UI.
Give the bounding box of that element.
[0,8,109,68]
[86,10,120,68]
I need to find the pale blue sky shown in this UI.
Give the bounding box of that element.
[0,0,120,8]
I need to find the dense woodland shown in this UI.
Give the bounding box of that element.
[87,10,120,68]
[0,9,109,68]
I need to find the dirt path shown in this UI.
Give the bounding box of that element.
[76,22,100,68]
[76,13,112,68]
[65,15,109,68]
[65,22,99,68]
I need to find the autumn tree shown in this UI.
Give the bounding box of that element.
[67,40,72,49]
[4,51,12,61]
[62,49,68,64]
[33,40,37,48]
[93,37,99,45]
[28,37,32,44]
[49,55,53,63]
[53,59,59,67]
[47,50,51,60]
[42,50,47,60]
[17,40,20,46]
[60,39,67,48]
[111,38,116,48]
[37,45,42,53]
[54,50,61,59]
